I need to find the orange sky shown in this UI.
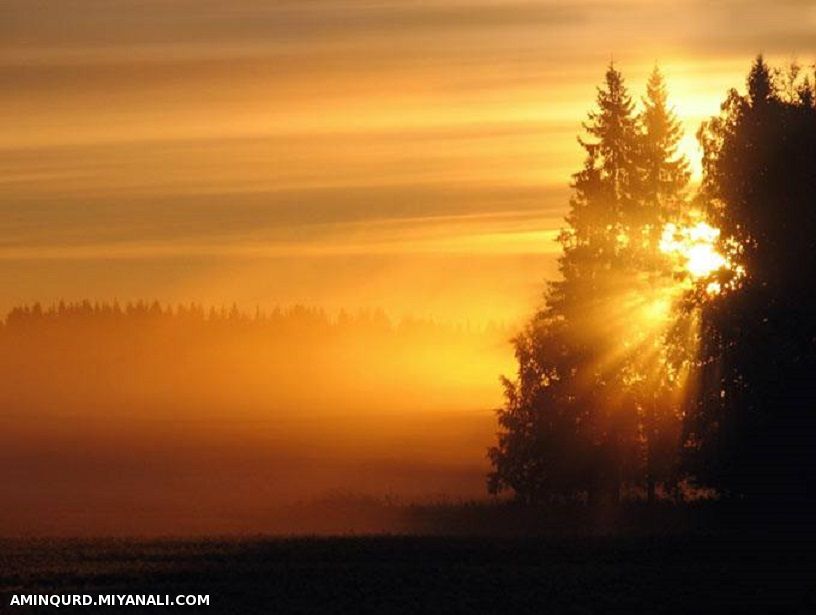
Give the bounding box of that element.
[2,0,815,323]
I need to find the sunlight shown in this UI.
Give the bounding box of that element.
[649,296,674,326]
[684,240,726,279]
[659,219,736,293]
[677,132,704,182]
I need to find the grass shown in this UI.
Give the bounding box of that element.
[1,504,814,613]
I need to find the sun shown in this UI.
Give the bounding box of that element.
[658,217,744,296]
[660,221,725,279]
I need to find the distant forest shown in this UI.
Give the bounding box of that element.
[0,301,510,420]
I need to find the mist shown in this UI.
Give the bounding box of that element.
[0,302,512,535]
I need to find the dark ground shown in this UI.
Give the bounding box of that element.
[1,519,815,614]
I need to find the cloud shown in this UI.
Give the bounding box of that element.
[0,0,814,321]
[0,1,588,51]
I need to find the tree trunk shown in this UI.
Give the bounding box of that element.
[647,477,656,504]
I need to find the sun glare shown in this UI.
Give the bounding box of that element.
[677,132,704,182]
[658,218,741,294]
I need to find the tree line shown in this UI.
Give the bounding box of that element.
[1,301,510,419]
[3,300,510,340]
[489,57,816,505]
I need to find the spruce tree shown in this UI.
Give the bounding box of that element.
[640,67,690,217]
[489,64,692,503]
[636,67,692,502]
[490,65,644,502]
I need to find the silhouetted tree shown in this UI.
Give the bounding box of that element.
[640,67,690,222]
[636,67,692,503]
[489,65,692,503]
[687,56,816,503]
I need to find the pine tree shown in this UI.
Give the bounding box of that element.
[635,67,693,502]
[489,64,692,504]
[490,65,645,502]
[640,67,690,226]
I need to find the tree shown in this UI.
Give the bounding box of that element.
[636,67,693,503]
[640,67,691,223]
[489,65,691,503]
[688,56,816,503]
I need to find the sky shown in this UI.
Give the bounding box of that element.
[2,0,815,324]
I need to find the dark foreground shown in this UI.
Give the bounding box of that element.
[2,527,814,614]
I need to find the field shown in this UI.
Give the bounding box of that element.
[2,513,814,614]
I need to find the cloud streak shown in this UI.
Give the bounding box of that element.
[1,0,814,321]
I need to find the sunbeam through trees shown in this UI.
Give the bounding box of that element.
[487,61,797,505]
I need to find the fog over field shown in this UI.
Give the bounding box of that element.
[0,303,512,535]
